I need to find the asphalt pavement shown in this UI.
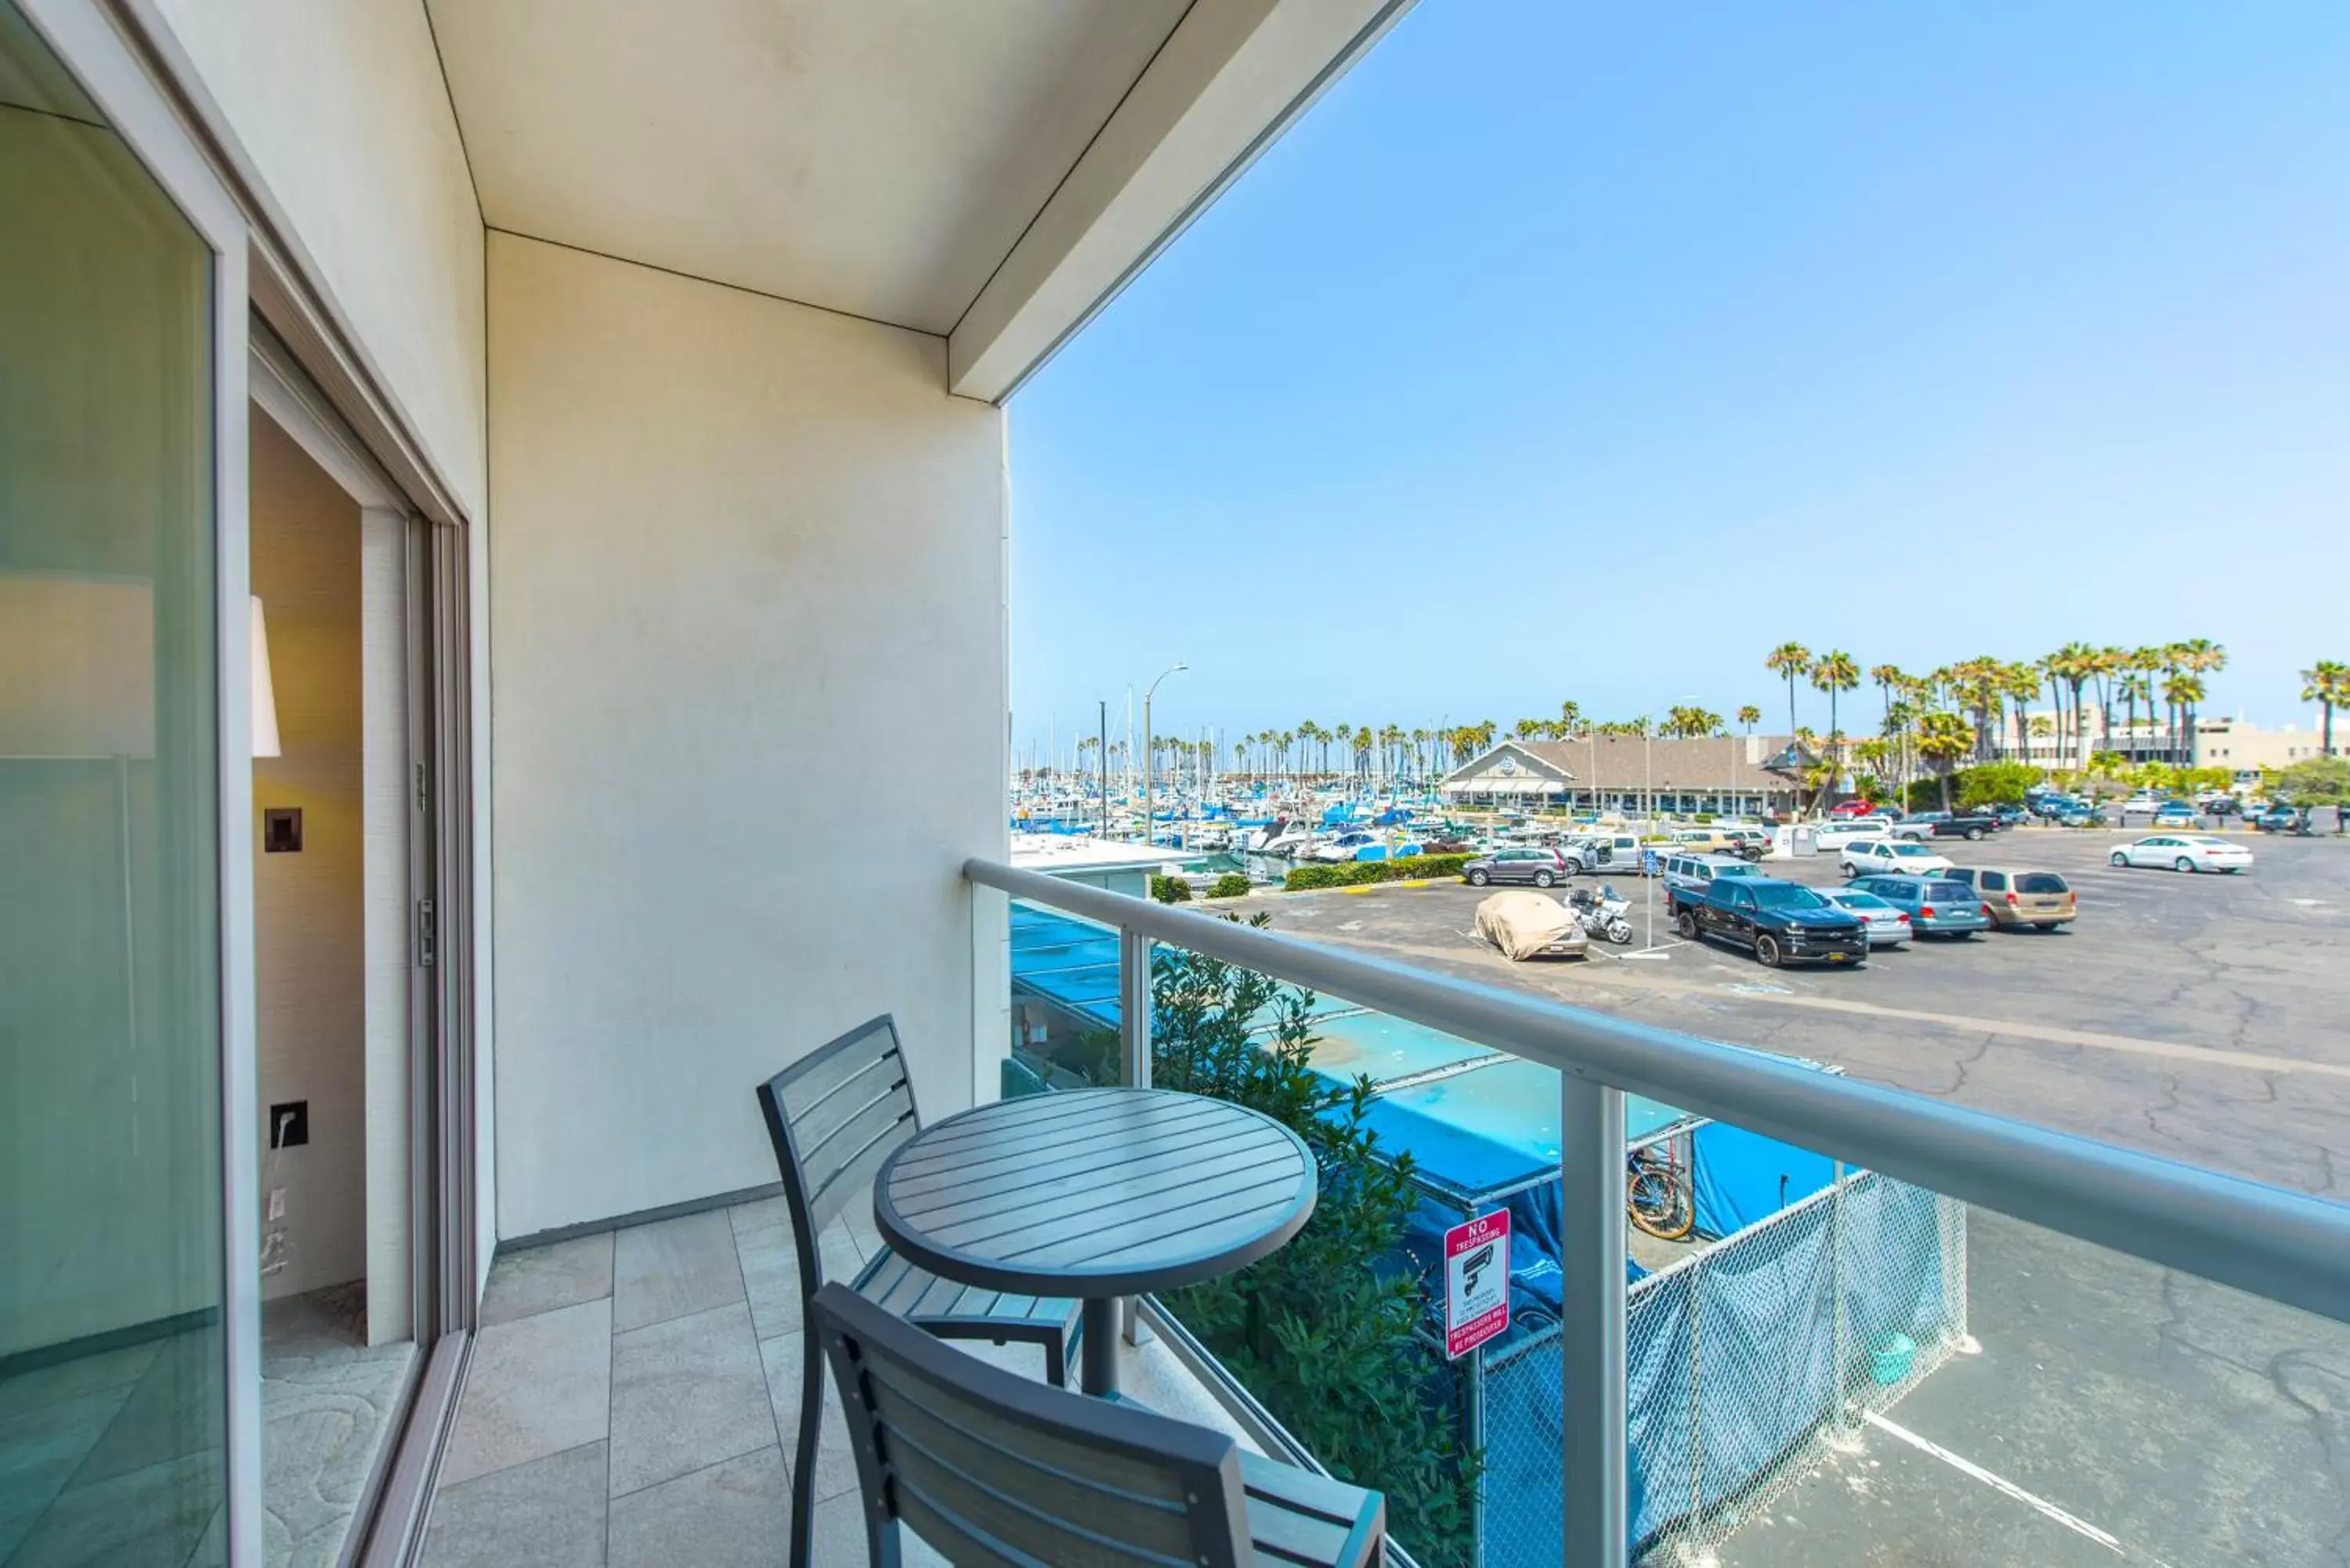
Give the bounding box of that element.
[1220,829,2350,1566]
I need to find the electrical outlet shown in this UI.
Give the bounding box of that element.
[269,1101,309,1148]
[267,1188,286,1221]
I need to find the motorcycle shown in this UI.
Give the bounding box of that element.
[1567,883,1635,945]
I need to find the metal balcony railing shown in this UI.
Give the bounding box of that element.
[967,855,2350,1567]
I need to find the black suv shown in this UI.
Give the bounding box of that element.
[1673,876,1869,968]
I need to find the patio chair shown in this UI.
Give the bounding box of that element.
[755,1015,1083,1568]
[810,1281,1387,1568]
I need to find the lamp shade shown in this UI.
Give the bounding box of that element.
[250,595,280,759]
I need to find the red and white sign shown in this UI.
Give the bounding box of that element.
[1443,1209,1511,1359]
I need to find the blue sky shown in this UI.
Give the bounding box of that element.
[1006,2,2349,758]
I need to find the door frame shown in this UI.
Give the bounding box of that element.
[248,334,480,1563]
[16,2,260,1560]
[18,4,486,1564]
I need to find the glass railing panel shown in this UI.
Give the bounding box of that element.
[1612,1110,2347,1568]
[1137,939,1488,1568]
[1006,897,1126,1089]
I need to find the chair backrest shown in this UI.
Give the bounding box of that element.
[809,1282,1255,1568]
[755,1016,920,1290]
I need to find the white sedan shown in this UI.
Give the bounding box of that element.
[1838,839,1955,879]
[2109,835,2254,874]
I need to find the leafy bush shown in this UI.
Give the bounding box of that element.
[1955,761,2045,809]
[1693,813,1716,824]
[1152,927,1478,1565]
[1209,872,1253,899]
[1148,874,1192,903]
[1282,854,1471,892]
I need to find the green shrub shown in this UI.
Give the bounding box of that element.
[1209,873,1253,899]
[1152,927,1478,1563]
[1282,853,1470,892]
[1148,874,1192,903]
[1956,761,2047,809]
[1694,812,1716,824]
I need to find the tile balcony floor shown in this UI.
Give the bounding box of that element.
[418,1192,1259,1568]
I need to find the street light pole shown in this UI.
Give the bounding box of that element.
[1143,663,1187,849]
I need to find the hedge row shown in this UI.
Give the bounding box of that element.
[1283,853,1473,892]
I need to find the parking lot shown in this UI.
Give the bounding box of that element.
[1224,829,2350,1566]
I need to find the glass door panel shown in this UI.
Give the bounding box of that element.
[1,3,226,1562]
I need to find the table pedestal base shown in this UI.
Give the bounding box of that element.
[1081,1297,1120,1397]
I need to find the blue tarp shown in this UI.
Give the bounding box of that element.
[1690,1120,1838,1239]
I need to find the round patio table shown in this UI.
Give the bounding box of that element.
[873,1086,1317,1397]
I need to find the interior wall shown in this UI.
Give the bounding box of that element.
[486,231,1007,1238]
[251,412,367,1301]
[150,0,487,522]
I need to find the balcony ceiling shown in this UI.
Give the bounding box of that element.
[426,0,1190,335]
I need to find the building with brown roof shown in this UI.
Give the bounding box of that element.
[1438,735,1807,815]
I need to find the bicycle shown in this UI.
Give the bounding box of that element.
[1629,1140,1695,1241]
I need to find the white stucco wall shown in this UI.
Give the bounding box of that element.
[151,0,486,522]
[486,233,1007,1238]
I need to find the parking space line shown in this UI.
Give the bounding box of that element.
[1861,1410,2142,1559]
[1741,993,2350,1080]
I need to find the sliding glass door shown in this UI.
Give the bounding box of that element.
[0,3,229,1562]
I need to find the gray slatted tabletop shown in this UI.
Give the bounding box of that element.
[873,1086,1317,1396]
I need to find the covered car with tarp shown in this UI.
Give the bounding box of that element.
[1474,891,1589,960]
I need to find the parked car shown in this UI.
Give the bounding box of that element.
[1839,839,1955,879]
[2149,802,2205,829]
[1820,888,1911,948]
[2028,792,2092,820]
[1827,799,1882,819]
[2203,796,2243,818]
[1940,866,2077,930]
[2108,835,2255,874]
[2049,802,2107,828]
[1980,804,2027,829]
[2254,805,2308,834]
[1889,810,2000,842]
[1666,828,1747,856]
[1815,819,1892,849]
[1463,847,1572,887]
[1850,876,1994,938]
[1661,853,1770,910]
[2120,793,2167,816]
[1672,877,1869,968]
[1564,833,1654,874]
[1719,827,1772,856]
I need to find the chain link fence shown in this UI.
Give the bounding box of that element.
[1466,1169,1968,1567]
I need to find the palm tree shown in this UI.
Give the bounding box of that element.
[1916,711,1974,811]
[1737,704,1762,734]
[1946,657,2003,761]
[2301,661,2348,756]
[1558,699,1583,735]
[2092,647,2128,758]
[1766,642,1813,735]
[1812,649,1859,751]
[2051,642,2101,770]
[1881,699,1918,793]
[2117,672,2152,759]
[2169,639,2225,764]
[1869,664,1904,728]
[2161,672,2204,764]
